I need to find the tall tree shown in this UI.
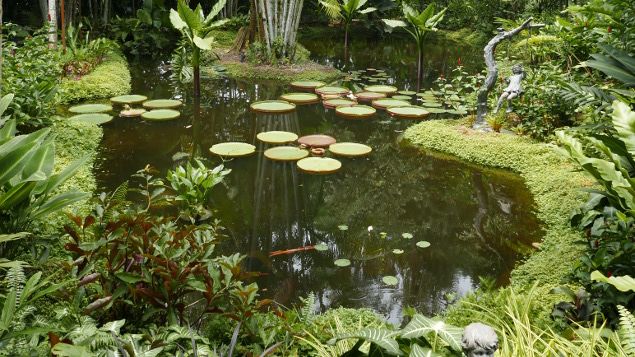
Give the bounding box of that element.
[255,0,304,59]
[48,0,58,48]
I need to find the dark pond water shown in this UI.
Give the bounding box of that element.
[92,34,541,322]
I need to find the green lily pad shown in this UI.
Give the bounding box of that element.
[446,109,468,115]
[418,101,442,107]
[371,99,411,110]
[280,92,319,104]
[297,157,342,174]
[387,106,430,119]
[335,105,376,119]
[250,100,296,113]
[398,90,417,96]
[382,276,398,285]
[314,242,328,251]
[391,95,413,101]
[421,107,449,114]
[364,85,398,94]
[120,108,146,117]
[69,113,113,125]
[256,131,298,144]
[334,259,351,267]
[110,94,148,105]
[290,80,326,90]
[416,241,431,248]
[209,142,256,157]
[338,225,349,231]
[141,109,181,121]
[69,103,112,114]
[298,134,336,148]
[264,146,309,161]
[355,91,387,102]
[402,233,413,239]
[323,98,357,108]
[315,86,350,96]
[392,249,404,255]
[329,142,372,157]
[142,99,182,109]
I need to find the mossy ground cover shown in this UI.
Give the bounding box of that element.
[403,119,592,326]
[220,57,342,83]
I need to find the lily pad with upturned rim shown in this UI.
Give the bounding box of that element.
[69,103,112,114]
[371,99,411,110]
[250,100,296,113]
[110,94,148,105]
[141,109,181,121]
[69,113,113,125]
[329,142,372,157]
[290,80,326,90]
[256,131,298,144]
[297,157,342,174]
[315,86,350,96]
[398,90,417,96]
[383,276,398,285]
[355,91,387,102]
[264,146,309,161]
[323,98,357,109]
[364,85,398,95]
[142,99,182,109]
[297,134,336,148]
[209,142,256,157]
[416,241,431,248]
[280,92,319,104]
[335,105,376,119]
[391,95,413,101]
[387,106,430,119]
[334,259,351,267]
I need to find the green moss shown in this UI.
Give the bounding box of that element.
[59,52,131,104]
[403,119,591,326]
[222,61,342,82]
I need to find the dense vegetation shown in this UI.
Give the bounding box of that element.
[1,0,635,355]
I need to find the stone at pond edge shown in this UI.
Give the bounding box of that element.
[264,146,309,161]
[69,103,113,114]
[209,142,256,157]
[257,131,299,144]
[297,157,342,174]
[334,259,351,267]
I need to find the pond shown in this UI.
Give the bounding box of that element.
[92,33,542,323]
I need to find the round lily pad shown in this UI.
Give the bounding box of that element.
[209,142,256,157]
[421,107,449,114]
[402,233,413,239]
[280,92,319,104]
[391,95,413,101]
[334,259,351,267]
[323,98,356,109]
[387,106,430,119]
[120,108,146,117]
[110,94,147,105]
[297,157,342,174]
[392,249,404,255]
[250,100,296,113]
[446,109,469,115]
[329,142,372,157]
[141,109,180,121]
[290,80,326,90]
[69,103,112,114]
[297,134,336,148]
[416,241,431,248]
[398,90,416,96]
[142,99,182,109]
[314,243,328,251]
[335,105,376,119]
[264,146,309,161]
[418,101,442,107]
[355,91,387,102]
[383,276,398,286]
[364,85,398,95]
[371,99,411,110]
[257,131,298,144]
[69,113,113,125]
[315,86,350,96]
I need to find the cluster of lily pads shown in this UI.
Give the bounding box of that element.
[67,94,183,124]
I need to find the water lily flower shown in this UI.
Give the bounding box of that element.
[367,226,373,233]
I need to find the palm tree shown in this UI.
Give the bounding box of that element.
[319,0,376,51]
[170,0,228,97]
[383,3,446,89]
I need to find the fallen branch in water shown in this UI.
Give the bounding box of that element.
[269,246,316,257]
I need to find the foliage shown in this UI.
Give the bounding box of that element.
[62,24,120,79]
[512,35,565,64]
[221,61,342,83]
[318,0,376,47]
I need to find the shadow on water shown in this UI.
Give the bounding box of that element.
[92,36,541,323]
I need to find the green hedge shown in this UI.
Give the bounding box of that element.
[59,52,131,104]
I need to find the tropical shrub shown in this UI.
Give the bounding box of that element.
[61,24,120,79]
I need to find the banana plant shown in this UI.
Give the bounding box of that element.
[169,0,228,97]
[319,0,376,50]
[383,3,446,89]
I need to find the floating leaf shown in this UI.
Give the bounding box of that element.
[383,276,398,285]
[387,106,430,119]
[391,95,413,101]
[323,98,357,109]
[314,242,328,251]
[141,109,180,121]
[110,94,147,105]
[334,259,351,267]
[380,232,388,239]
[142,99,182,109]
[338,225,349,231]
[297,134,336,148]
[69,103,112,114]
[392,249,404,255]
[372,99,411,110]
[398,90,417,96]
[416,241,431,248]
[402,233,413,239]
[297,157,342,174]
[280,92,319,104]
[315,86,350,96]
[209,142,256,157]
[290,80,325,90]
[69,113,113,125]
[329,142,372,157]
[250,100,296,113]
[364,85,398,95]
[119,108,146,117]
[256,131,298,144]
[264,146,309,161]
[355,91,387,102]
[335,105,376,119]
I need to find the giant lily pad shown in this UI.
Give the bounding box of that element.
[329,142,372,157]
[387,106,430,119]
[297,134,336,148]
[355,91,387,102]
[315,86,350,96]
[418,101,442,107]
[398,90,417,96]
[416,241,431,248]
[334,259,351,267]
[142,99,182,109]
[290,80,326,91]
[256,131,298,144]
[382,276,398,286]
[371,99,411,110]
[280,92,319,104]
[264,146,309,161]
[364,85,398,95]
[110,94,147,105]
[69,103,112,114]
[323,98,356,109]
[391,95,413,101]
[335,105,376,119]
[141,109,180,121]
[70,113,113,124]
[297,157,342,174]
[250,100,296,113]
[209,142,256,157]
[421,107,449,114]
[120,108,146,117]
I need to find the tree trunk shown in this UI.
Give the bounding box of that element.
[474,18,534,129]
[230,0,261,53]
[48,0,57,49]
[60,0,66,53]
[193,48,200,97]
[256,0,304,61]
[1,0,3,95]
[416,49,423,91]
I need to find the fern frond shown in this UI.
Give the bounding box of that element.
[299,292,316,323]
[4,266,26,306]
[617,305,635,355]
[319,0,343,20]
[559,81,614,113]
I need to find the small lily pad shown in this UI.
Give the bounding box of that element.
[335,105,376,119]
[69,103,112,114]
[382,276,398,285]
[355,91,387,102]
[141,109,180,121]
[323,98,356,109]
[398,90,416,96]
[110,94,147,105]
[421,107,449,114]
[334,259,351,267]
[418,101,442,107]
[280,92,319,104]
[290,80,326,90]
[416,241,431,248]
[257,131,298,144]
[314,242,328,251]
[250,100,296,113]
[329,142,372,157]
[209,142,256,157]
[402,233,413,239]
[380,232,388,239]
[371,99,411,110]
[264,146,309,161]
[142,99,182,109]
[387,106,430,119]
[392,249,404,255]
[391,95,413,101]
[297,157,342,174]
[364,85,398,94]
[70,113,113,124]
[315,86,350,96]
[338,225,349,231]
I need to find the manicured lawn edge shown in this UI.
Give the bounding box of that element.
[59,51,131,104]
[403,119,591,323]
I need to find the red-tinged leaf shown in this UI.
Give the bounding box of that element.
[63,225,80,243]
[83,296,112,313]
[64,243,84,255]
[66,214,82,227]
[48,332,60,348]
[83,215,95,229]
[256,299,273,309]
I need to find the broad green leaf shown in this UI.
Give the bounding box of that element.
[410,344,442,357]
[591,270,635,292]
[21,139,55,182]
[169,9,187,30]
[0,181,37,210]
[401,314,463,351]
[40,156,89,195]
[0,119,16,143]
[0,290,16,331]
[193,35,216,50]
[51,343,92,357]
[612,101,635,156]
[334,259,351,267]
[177,0,202,32]
[204,0,227,23]
[30,192,89,219]
[383,19,408,28]
[329,328,402,355]
[359,7,376,14]
[0,94,14,117]
[0,233,29,244]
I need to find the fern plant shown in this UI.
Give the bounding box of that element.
[617,305,635,356]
